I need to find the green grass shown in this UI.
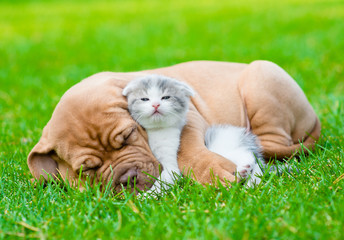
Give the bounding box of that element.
[1,0,344,239]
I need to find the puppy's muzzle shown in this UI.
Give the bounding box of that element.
[115,165,157,193]
[119,167,138,188]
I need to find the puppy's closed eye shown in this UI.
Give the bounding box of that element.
[123,126,138,142]
[74,156,102,175]
[110,125,137,149]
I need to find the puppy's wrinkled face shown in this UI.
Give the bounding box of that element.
[28,77,161,193]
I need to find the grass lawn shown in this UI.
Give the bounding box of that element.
[1,0,344,239]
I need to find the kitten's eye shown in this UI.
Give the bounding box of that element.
[141,98,149,101]
[161,96,170,100]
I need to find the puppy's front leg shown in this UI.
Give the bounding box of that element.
[178,106,237,186]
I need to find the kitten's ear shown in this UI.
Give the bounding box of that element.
[122,80,138,96]
[178,82,195,97]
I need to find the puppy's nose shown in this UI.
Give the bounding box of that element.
[119,168,138,187]
[152,103,160,109]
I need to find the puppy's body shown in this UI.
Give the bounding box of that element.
[123,75,194,193]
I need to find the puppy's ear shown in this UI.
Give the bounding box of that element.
[27,127,59,181]
[178,81,195,97]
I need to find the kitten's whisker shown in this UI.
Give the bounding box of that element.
[165,110,184,121]
[134,113,145,123]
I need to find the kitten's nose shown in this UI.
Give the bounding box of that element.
[152,103,160,109]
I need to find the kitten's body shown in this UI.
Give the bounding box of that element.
[146,128,182,191]
[123,75,265,194]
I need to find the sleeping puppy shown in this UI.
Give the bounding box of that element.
[27,75,161,192]
[27,60,321,190]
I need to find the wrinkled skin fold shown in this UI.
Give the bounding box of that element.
[27,60,321,191]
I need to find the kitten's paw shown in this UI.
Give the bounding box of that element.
[245,163,264,188]
[246,175,261,188]
[236,164,253,179]
[139,182,169,199]
[139,190,160,199]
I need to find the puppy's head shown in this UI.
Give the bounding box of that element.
[27,75,160,192]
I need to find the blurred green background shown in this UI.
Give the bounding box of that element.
[0,0,343,239]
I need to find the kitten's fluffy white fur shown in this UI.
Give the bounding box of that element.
[123,74,265,195]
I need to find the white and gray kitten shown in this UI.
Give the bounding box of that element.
[122,74,194,194]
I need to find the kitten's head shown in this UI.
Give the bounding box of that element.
[122,75,195,129]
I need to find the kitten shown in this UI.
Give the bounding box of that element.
[205,125,265,187]
[122,74,195,195]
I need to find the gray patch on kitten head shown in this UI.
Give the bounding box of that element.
[122,74,194,127]
[123,74,194,98]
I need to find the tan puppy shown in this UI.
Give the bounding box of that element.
[27,60,321,190]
